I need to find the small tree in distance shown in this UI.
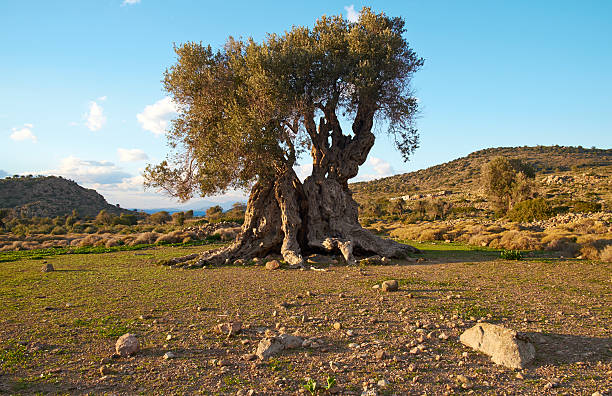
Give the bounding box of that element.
[481,157,535,214]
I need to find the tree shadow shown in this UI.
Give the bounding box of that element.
[524,332,612,367]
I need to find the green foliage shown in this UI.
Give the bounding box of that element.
[500,250,522,260]
[172,211,185,225]
[506,198,554,222]
[95,209,113,225]
[481,156,535,213]
[149,211,172,224]
[0,342,31,371]
[144,8,423,199]
[303,378,318,395]
[571,200,602,213]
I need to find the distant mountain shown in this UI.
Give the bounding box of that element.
[350,145,612,203]
[0,175,133,218]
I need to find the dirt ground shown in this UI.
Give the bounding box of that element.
[0,242,610,395]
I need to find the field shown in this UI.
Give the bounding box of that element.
[0,242,610,395]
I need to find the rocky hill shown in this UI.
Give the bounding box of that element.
[351,146,612,208]
[0,175,132,218]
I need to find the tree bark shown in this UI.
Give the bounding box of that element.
[166,168,418,268]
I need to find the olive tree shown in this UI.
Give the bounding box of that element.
[145,8,423,267]
[481,157,535,213]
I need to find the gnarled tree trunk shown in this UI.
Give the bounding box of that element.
[166,166,418,269]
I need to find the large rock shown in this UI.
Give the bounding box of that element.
[459,323,535,369]
[381,280,399,292]
[41,263,54,272]
[256,337,284,360]
[278,333,303,349]
[115,333,139,357]
[265,260,281,270]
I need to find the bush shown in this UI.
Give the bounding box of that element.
[600,246,612,263]
[500,250,522,260]
[149,211,172,224]
[51,226,67,235]
[506,198,554,222]
[571,201,602,213]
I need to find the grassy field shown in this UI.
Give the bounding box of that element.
[0,242,610,395]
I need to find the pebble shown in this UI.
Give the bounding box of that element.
[381,280,398,292]
[166,334,172,341]
[377,379,389,387]
[333,322,342,330]
[374,350,387,360]
[99,366,111,376]
[163,352,175,360]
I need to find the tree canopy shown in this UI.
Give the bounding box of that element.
[144,7,423,201]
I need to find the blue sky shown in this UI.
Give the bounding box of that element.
[1,1,610,209]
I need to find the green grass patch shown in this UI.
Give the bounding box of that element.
[0,236,220,263]
[0,342,32,371]
[72,316,134,338]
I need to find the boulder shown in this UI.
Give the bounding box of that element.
[41,263,54,272]
[265,260,281,270]
[278,333,303,349]
[381,280,399,292]
[115,333,139,357]
[256,337,284,360]
[459,323,535,369]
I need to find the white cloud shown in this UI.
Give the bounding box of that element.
[117,148,148,162]
[98,95,107,101]
[137,97,177,136]
[344,4,360,23]
[122,0,141,5]
[10,124,37,143]
[41,156,131,185]
[294,163,313,182]
[85,101,106,131]
[369,156,394,177]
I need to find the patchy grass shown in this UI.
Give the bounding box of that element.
[0,242,610,394]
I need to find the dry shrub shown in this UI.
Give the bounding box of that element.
[22,241,42,250]
[600,245,612,262]
[182,236,193,244]
[468,233,497,247]
[78,234,102,247]
[130,232,159,246]
[417,227,449,241]
[571,219,608,234]
[498,230,543,250]
[389,226,423,240]
[213,227,241,241]
[485,225,506,234]
[580,244,600,260]
[105,238,124,248]
[545,237,580,256]
[155,230,185,244]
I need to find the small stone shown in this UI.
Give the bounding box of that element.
[115,333,139,357]
[163,351,176,360]
[381,280,398,292]
[99,366,111,376]
[216,322,242,336]
[348,343,359,349]
[233,259,245,265]
[438,332,449,340]
[515,373,524,379]
[278,333,303,349]
[346,329,354,336]
[217,359,231,366]
[166,334,172,341]
[242,353,257,361]
[377,378,389,387]
[408,363,416,372]
[41,263,54,272]
[374,350,387,360]
[333,322,342,330]
[372,284,380,289]
[265,260,281,270]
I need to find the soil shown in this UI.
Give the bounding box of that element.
[0,242,610,395]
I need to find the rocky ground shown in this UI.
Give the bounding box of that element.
[0,242,610,395]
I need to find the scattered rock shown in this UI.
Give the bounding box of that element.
[278,333,303,349]
[99,366,111,376]
[265,260,281,270]
[163,351,176,360]
[41,263,54,272]
[115,333,139,357]
[459,323,535,369]
[242,353,257,361]
[216,322,242,336]
[381,280,398,292]
[233,259,245,266]
[372,284,380,289]
[333,322,342,330]
[377,378,389,387]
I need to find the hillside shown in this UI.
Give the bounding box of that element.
[351,145,612,208]
[0,175,132,218]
